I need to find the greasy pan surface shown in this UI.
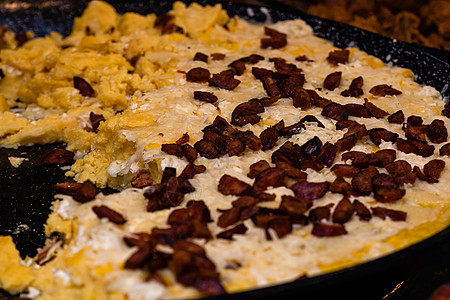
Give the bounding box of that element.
[0,1,449,299]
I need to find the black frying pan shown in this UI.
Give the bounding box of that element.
[0,1,449,299]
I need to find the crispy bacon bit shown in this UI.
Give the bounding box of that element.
[54,182,83,194]
[161,144,184,157]
[193,52,208,62]
[43,149,75,164]
[326,49,349,65]
[331,164,360,178]
[181,144,197,162]
[295,55,310,62]
[423,159,446,183]
[351,167,378,196]
[373,149,397,167]
[396,138,417,154]
[341,76,364,97]
[92,205,126,224]
[316,142,338,167]
[247,160,271,179]
[175,133,190,145]
[179,163,205,180]
[335,135,358,153]
[271,57,302,76]
[73,181,97,203]
[407,115,423,126]
[256,95,280,107]
[279,121,305,137]
[193,91,218,103]
[300,136,322,156]
[232,196,258,208]
[260,127,280,151]
[442,104,450,118]
[89,112,105,132]
[385,160,416,185]
[218,174,251,196]
[253,168,285,191]
[300,115,324,128]
[292,87,313,109]
[353,199,372,221]
[217,207,242,228]
[312,222,347,237]
[388,110,405,124]
[427,119,448,144]
[210,53,225,60]
[403,123,428,142]
[261,27,287,49]
[231,101,264,126]
[271,141,302,166]
[228,60,246,76]
[252,67,273,81]
[329,176,351,195]
[321,102,348,121]
[194,140,218,159]
[371,207,407,221]
[342,151,372,168]
[276,161,307,179]
[131,170,153,188]
[261,74,281,97]
[167,209,189,226]
[224,137,244,157]
[369,84,402,96]
[368,128,399,146]
[73,76,95,97]
[236,130,262,151]
[364,98,389,118]
[217,223,248,240]
[154,13,183,34]
[332,198,354,224]
[412,140,435,157]
[298,157,324,172]
[280,195,310,216]
[186,67,211,82]
[36,237,61,265]
[440,143,450,156]
[343,123,368,141]
[344,104,370,118]
[307,89,332,108]
[277,76,305,98]
[291,181,329,201]
[125,244,152,269]
[323,71,342,90]
[373,186,405,202]
[266,216,292,239]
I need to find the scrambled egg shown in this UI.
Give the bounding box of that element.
[0,1,449,299]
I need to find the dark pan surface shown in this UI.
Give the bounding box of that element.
[0,1,449,300]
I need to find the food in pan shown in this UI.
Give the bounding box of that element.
[0,1,449,299]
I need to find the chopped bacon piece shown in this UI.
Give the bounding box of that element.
[331,164,360,178]
[231,101,264,126]
[54,182,83,194]
[186,67,211,82]
[335,134,358,152]
[353,200,372,221]
[385,160,416,185]
[161,144,184,157]
[181,144,197,162]
[92,205,126,224]
[125,244,152,269]
[277,76,305,98]
[193,91,218,103]
[291,181,329,201]
[187,200,212,223]
[236,130,262,151]
[307,89,332,108]
[211,53,225,60]
[73,181,97,203]
[388,110,405,124]
[423,159,446,183]
[261,27,287,49]
[372,173,398,189]
[239,54,264,64]
[261,74,281,97]
[351,167,378,196]
[209,70,240,90]
[368,128,398,146]
[266,216,292,239]
[332,198,354,224]
[218,174,252,196]
[161,167,176,184]
[279,121,305,137]
[217,207,242,228]
[442,104,450,118]
[295,55,310,62]
[131,170,153,188]
[369,84,402,96]
[253,167,285,191]
[43,148,74,164]
[329,176,352,195]
[89,112,105,132]
[228,60,246,76]
[194,140,219,159]
[276,161,307,179]
[373,149,396,167]
[326,49,349,65]
[396,138,417,154]
[407,115,423,126]
[374,186,406,202]
[300,136,323,156]
[167,208,189,226]
[256,95,280,107]
[260,127,280,151]
[316,142,338,167]
[321,102,348,121]
[73,76,95,97]
[279,195,310,216]
[342,151,373,168]
[323,71,341,90]
[344,103,370,117]
[252,67,274,80]
[371,207,406,221]
[403,123,428,142]
[411,140,435,157]
[216,223,248,240]
[175,133,190,145]
[364,98,389,118]
[341,76,364,97]
[193,52,208,62]
[271,57,302,76]
[298,157,324,171]
[427,119,448,144]
[232,196,258,208]
[195,279,226,296]
[225,137,246,156]
[440,143,450,156]
[300,115,325,128]
[292,87,313,109]
[312,222,347,237]
[247,160,271,179]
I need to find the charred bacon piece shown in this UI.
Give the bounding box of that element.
[342,151,373,169]
[407,115,423,126]
[326,49,349,65]
[403,123,428,142]
[73,180,97,203]
[89,112,105,132]
[291,181,329,201]
[316,142,338,167]
[300,115,325,128]
[279,121,305,137]
[388,110,405,124]
[247,160,271,179]
[323,71,341,90]
[218,174,252,196]
[440,143,450,156]
[427,119,448,144]
[54,182,83,194]
[211,53,225,60]
[385,160,416,185]
[193,91,218,103]
[368,128,398,146]
[369,84,402,96]
[307,89,332,108]
[217,223,248,240]
[373,149,397,167]
[341,76,364,97]
[253,167,285,191]
[239,54,264,64]
[321,102,348,121]
[364,98,389,118]
[231,100,264,126]
[73,76,95,97]
[312,222,347,237]
[371,207,406,221]
[351,166,379,196]
[228,60,246,76]
[176,133,190,145]
[131,170,153,188]
[92,205,126,224]
[353,200,372,221]
[210,70,240,90]
[266,215,292,239]
[186,67,211,83]
[260,127,280,151]
[344,104,370,118]
[300,136,323,157]
[332,198,354,224]
[193,52,208,62]
[162,143,184,157]
[261,27,287,49]
[422,159,446,183]
[331,164,360,178]
[329,176,352,195]
[194,140,219,159]
[43,149,75,164]
[442,104,450,118]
